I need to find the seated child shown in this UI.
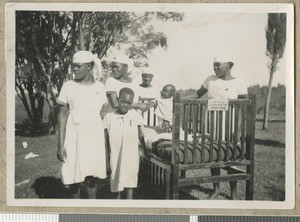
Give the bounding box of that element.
[146,84,176,133]
[103,87,146,199]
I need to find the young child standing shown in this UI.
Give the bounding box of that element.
[57,50,107,199]
[103,87,146,199]
[147,84,176,133]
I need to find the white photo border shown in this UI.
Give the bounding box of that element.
[6,3,295,209]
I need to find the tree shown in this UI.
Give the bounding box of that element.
[263,13,286,129]
[16,11,184,132]
[16,11,74,131]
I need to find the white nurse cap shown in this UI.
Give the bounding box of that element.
[142,67,155,75]
[214,54,234,63]
[111,54,132,66]
[73,51,94,63]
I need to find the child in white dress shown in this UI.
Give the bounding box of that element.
[103,87,146,199]
[57,51,107,199]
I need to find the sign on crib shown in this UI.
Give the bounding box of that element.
[207,99,229,111]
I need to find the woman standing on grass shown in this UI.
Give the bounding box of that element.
[57,51,107,199]
[185,54,247,200]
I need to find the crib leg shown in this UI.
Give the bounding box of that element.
[172,166,179,199]
[165,169,171,199]
[209,168,221,199]
[230,181,238,200]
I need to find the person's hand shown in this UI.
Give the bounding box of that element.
[57,146,67,163]
[144,148,151,159]
[137,103,149,112]
[106,162,111,176]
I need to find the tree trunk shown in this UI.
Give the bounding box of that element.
[262,70,274,129]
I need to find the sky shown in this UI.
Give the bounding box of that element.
[132,13,287,90]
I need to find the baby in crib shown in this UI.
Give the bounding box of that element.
[146,84,176,133]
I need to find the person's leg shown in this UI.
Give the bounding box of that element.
[115,192,121,199]
[125,188,133,199]
[209,168,220,199]
[84,176,98,199]
[69,183,81,199]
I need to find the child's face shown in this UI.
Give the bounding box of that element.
[142,74,153,87]
[118,93,134,114]
[161,86,174,99]
[72,63,91,80]
[111,62,128,79]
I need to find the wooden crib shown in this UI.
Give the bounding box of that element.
[138,94,256,200]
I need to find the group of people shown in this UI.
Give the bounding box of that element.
[56,50,247,200]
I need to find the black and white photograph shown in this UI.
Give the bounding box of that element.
[6,3,294,209]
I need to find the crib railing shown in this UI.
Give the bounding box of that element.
[139,97,157,126]
[172,94,255,166]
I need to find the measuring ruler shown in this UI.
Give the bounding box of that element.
[0,214,197,222]
[1,215,300,222]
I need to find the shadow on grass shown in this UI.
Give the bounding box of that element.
[32,176,71,198]
[32,176,114,199]
[15,123,50,137]
[255,139,285,148]
[181,185,231,200]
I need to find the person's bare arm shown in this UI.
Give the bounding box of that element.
[131,102,149,112]
[197,86,208,98]
[138,126,150,158]
[181,86,208,100]
[104,129,111,175]
[57,103,68,163]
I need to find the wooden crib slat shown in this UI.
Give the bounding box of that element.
[147,159,151,185]
[215,111,219,140]
[161,167,165,186]
[156,166,159,187]
[230,105,234,141]
[218,111,223,162]
[225,108,230,161]
[233,104,239,160]
[241,104,246,160]
[209,111,215,162]
[183,104,186,130]
[198,105,202,133]
[193,104,198,163]
[201,105,206,163]
[189,104,192,133]
[184,105,189,164]
[147,108,151,126]
[196,105,200,133]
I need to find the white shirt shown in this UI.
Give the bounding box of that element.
[202,75,247,99]
[105,77,140,103]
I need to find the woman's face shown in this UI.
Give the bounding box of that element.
[111,62,127,79]
[213,62,229,79]
[72,63,91,80]
[142,74,153,87]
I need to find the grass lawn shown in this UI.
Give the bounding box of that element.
[14,116,285,200]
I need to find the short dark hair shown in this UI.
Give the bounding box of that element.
[165,84,176,93]
[119,87,135,98]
